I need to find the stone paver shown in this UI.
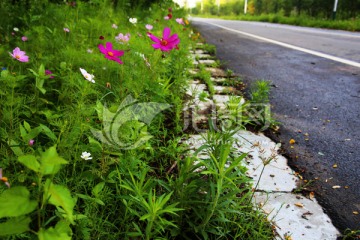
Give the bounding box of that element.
[254,192,340,240]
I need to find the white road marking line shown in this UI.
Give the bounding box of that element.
[200,21,360,68]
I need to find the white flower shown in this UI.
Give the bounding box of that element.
[13,27,19,32]
[81,151,92,160]
[87,49,93,53]
[112,23,118,29]
[79,68,95,83]
[129,18,137,24]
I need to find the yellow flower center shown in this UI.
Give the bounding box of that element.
[108,51,114,57]
[1,177,8,182]
[15,54,20,59]
[161,39,168,46]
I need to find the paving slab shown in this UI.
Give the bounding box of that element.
[253,192,340,240]
[233,131,298,192]
[206,67,228,77]
[214,85,237,94]
[198,59,216,65]
[211,77,227,83]
[185,83,207,97]
[194,53,212,59]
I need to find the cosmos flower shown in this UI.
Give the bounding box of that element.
[115,33,130,43]
[45,70,54,79]
[112,23,118,29]
[63,28,70,32]
[0,168,10,188]
[9,47,29,62]
[98,42,124,64]
[21,36,28,41]
[129,18,137,24]
[145,24,153,30]
[81,151,92,160]
[148,27,180,52]
[176,18,184,25]
[79,68,95,83]
[28,139,35,146]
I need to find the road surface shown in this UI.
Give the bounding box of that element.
[190,17,360,232]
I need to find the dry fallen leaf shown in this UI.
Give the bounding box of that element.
[294,202,304,208]
[309,192,315,200]
[289,139,296,144]
[353,211,359,215]
[332,185,341,189]
[332,164,338,168]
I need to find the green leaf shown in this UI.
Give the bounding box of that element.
[39,145,68,175]
[20,124,28,140]
[33,64,46,94]
[38,220,72,240]
[43,180,76,224]
[0,216,31,236]
[39,124,57,141]
[0,186,37,218]
[92,182,105,197]
[9,139,24,157]
[23,121,31,132]
[18,154,41,173]
[26,126,43,141]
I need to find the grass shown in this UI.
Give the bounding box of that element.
[0,1,274,239]
[192,13,360,32]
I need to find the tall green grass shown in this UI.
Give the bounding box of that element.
[0,1,274,239]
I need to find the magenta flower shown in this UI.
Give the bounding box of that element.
[45,70,54,78]
[21,36,28,41]
[9,47,29,62]
[0,168,10,188]
[98,42,124,64]
[145,24,153,30]
[115,33,130,44]
[148,27,180,52]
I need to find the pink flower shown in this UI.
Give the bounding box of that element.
[28,139,35,146]
[45,70,54,78]
[9,47,29,62]
[145,24,153,30]
[148,27,180,52]
[21,36,28,41]
[63,28,70,32]
[115,33,130,43]
[0,168,10,188]
[112,23,118,29]
[176,18,184,25]
[164,16,170,20]
[98,42,124,64]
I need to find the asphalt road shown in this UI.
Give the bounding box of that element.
[190,17,360,232]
